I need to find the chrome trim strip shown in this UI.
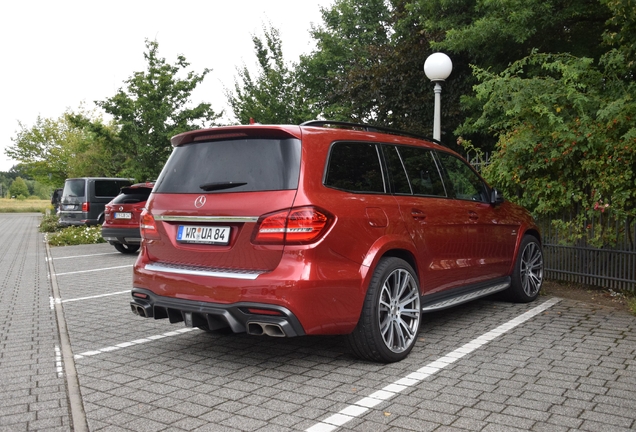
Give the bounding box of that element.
[421,282,510,312]
[154,215,259,223]
[145,262,262,280]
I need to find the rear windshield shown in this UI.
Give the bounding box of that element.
[62,179,85,198]
[112,188,152,204]
[154,138,302,193]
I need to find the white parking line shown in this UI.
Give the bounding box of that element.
[50,290,131,309]
[73,328,197,359]
[55,265,133,276]
[47,252,122,261]
[306,297,562,432]
[55,345,64,378]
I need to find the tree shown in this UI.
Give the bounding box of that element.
[65,113,128,178]
[9,177,29,198]
[228,26,318,124]
[463,51,635,244]
[298,0,394,122]
[96,39,220,182]
[5,108,125,185]
[405,0,613,152]
[454,0,636,244]
[409,0,611,71]
[296,0,472,146]
[6,113,77,185]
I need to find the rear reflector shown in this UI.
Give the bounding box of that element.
[132,292,148,299]
[246,308,283,316]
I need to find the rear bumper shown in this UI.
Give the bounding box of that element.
[130,288,306,337]
[102,226,141,245]
[133,250,369,335]
[59,211,96,226]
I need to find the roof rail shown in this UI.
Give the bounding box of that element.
[300,120,445,147]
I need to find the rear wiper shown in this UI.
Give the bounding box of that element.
[199,181,247,191]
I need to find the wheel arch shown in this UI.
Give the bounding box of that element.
[382,249,419,283]
[361,236,421,297]
[507,226,543,275]
[524,228,541,244]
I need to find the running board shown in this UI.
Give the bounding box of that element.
[421,282,510,312]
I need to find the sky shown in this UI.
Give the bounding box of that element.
[0,0,334,172]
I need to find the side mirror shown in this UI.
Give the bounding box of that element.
[491,188,504,205]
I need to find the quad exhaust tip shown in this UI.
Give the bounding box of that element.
[247,322,286,337]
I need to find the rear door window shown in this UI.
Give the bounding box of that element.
[155,138,301,193]
[95,180,131,197]
[393,146,446,197]
[324,142,385,193]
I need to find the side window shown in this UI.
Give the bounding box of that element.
[397,146,446,197]
[436,151,489,202]
[325,142,385,193]
[382,145,411,194]
[95,180,128,197]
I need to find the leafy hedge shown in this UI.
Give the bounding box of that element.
[39,214,106,246]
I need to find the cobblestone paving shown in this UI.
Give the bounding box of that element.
[1,214,635,431]
[0,214,70,431]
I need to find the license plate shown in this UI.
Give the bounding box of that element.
[115,212,132,219]
[177,225,230,245]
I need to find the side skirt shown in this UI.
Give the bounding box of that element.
[421,277,511,313]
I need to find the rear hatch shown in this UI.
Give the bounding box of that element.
[60,178,85,211]
[104,185,153,228]
[144,126,302,272]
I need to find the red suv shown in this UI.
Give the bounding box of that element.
[102,182,154,254]
[130,121,543,362]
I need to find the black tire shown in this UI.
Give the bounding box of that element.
[347,257,421,363]
[507,235,544,302]
[113,243,140,254]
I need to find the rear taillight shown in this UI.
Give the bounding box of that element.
[82,202,89,212]
[252,206,333,245]
[140,209,160,240]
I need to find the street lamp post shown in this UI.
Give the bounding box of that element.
[424,53,453,141]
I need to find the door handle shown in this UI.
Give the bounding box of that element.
[468,211,479,220]
[411,209,427,222]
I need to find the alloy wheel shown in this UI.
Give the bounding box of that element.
[378,268,421,353]
[520,242,543,297]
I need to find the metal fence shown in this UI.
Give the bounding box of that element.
[540,217,636,293]
[466,151,636,293]
[466,151,491,173]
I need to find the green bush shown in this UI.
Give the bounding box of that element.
[39,214,62,233]
[27,195,40,200]
[47,225,106,246]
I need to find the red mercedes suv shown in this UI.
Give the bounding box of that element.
[130,121,544,362]
[102,182,154,254]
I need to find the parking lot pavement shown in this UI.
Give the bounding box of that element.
[3,222,636,431]
[0,214,71,431]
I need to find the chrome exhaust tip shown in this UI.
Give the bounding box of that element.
[246,322,286,337]
[130,302,152,318]
[262,324,285,337]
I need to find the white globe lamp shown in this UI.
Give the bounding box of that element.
[424,53,453,141]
